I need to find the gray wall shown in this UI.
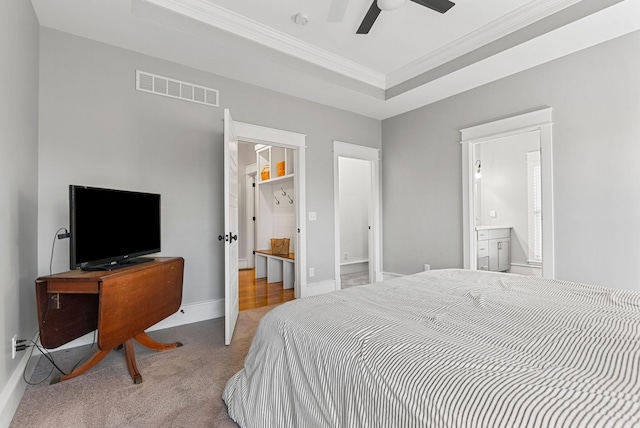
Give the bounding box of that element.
[382,30,640,291]
[38,29,381,304]
[0,0,39,422]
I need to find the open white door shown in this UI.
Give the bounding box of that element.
[223,109,239,345]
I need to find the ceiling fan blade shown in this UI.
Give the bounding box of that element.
[357,1,382,34]
[410,0,455,14]
[328,0,349,22]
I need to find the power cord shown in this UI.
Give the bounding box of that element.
[20,333,98,385]
[43,227,69,325]
[50,227,69,276]
[21,336,66,385]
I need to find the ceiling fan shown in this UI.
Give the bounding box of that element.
[356,0,455,34]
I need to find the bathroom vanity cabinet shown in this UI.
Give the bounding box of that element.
[477,227,511,272]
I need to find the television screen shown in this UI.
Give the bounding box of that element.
[70,185,161,270]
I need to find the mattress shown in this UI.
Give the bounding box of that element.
[223,269,640,427]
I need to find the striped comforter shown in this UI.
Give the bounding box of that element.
[222,269,640,427]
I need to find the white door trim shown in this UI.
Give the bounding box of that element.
[242,163,256,270]
[333,141,383,290]
[234,121,308,299]
[460,108,555,278]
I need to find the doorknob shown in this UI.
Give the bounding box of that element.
[229,233,238,242]
[218,234,229,242]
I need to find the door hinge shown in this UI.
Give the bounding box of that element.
[252,183,255,188]
[297,228,300,233]
[252,216,255,221]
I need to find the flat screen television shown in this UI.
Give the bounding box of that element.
[69,185,161,271]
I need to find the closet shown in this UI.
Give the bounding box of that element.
[254,145,296,289]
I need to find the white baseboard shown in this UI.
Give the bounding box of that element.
[340,259,368,266]
[238,259,248,270]
[509,263,543,277]
[149,298,225,331]
[302,280,337,298]
[382,271,405,280]
[1,333,40,428]
[340,261,368,275]
[45,298,225,352]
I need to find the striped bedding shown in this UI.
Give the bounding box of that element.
[222,269,640,427]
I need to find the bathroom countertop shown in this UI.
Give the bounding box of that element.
[475,225,513,231]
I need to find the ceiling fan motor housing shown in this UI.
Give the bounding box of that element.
[377,0,406,11]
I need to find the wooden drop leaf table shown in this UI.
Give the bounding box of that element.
[35,257,184,384]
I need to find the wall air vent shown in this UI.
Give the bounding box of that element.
[135,70,219,107]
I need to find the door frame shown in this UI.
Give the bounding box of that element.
[460,108,555,278]
[333,141,382,289]
[243,163,256,269]
[234,121,307,299]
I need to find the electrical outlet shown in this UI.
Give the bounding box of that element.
[11,335,17,360]
[344,252,348,260]
[309,267,315,277]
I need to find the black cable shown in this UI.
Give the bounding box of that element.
[50,227,68,276]
[25,339,68,376]
[69,331,97,373]
[21,333,99,385]
[22,334,57,386]
[22,228,95,384]
[43,227,68,325]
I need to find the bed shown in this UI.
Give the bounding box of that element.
[223,269,640,427]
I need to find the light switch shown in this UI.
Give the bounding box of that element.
[490,210,497,218]
[309,212,317,221]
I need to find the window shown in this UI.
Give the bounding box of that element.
[527,151,542,264]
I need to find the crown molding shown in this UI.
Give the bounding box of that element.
[138,0,386,89]
[386,0,583,87]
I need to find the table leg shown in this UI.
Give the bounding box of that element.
[123,339,142,384]
[134,332,183,351]
[54,348,110,384]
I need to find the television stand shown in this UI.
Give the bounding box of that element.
[81,257,154,271]
[35,257,184,384]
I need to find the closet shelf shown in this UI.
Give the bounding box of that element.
[258,174,294,185]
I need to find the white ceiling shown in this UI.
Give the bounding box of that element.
[31,0,640,119]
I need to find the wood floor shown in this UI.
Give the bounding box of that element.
[239,268,295,311]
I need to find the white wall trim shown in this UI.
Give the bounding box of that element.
[333,141,383,291]
[234,121,306,149]
[303,280,337,297]
[138,0,582,91]
[461,108,553,142]
[460,107,555,279]
[382,271,405,279]
[0,332,40,428]
[340,259,369,266]
[387,0,582,87]
[511,262,543,269]
[137,0,385,89]
[510,263,543,277]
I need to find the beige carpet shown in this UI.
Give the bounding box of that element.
[10,305,278,427]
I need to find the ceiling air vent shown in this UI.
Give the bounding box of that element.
[136,70,219,107]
